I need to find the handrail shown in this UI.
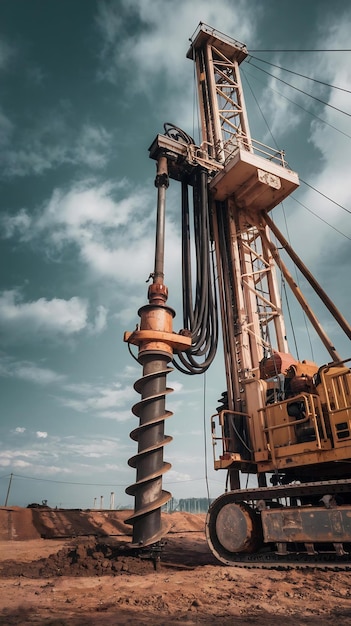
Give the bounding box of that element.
[221,133,287,168]
[211,409,251,463]
[263,394,327,465]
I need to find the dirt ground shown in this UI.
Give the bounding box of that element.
[0,509,351,625]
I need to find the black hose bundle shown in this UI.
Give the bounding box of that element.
[173,169,219,374]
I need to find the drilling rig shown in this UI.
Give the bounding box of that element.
[124,23,351,563]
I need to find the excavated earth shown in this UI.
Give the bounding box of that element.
[1,507,351,625]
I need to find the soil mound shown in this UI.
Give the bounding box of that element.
[0,506,134,541]
[0,507,205,542]
[0,539,155,578]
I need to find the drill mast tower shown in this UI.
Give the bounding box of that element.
[125,24,351,562]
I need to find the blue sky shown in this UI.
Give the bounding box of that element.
[0,0,350,509]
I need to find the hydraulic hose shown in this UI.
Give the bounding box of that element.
[173,168,219,374]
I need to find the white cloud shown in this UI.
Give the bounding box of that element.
[0,40,114,181]
[96,409,133,421]
[58,437,124,459]
[89,304,108,335]
[279,14,351,266]
[15,427,26,434]
[38,179,130,232]
[61,382,95,396]
[104,463,123,471]
[0,289,89,339]
[2,208,31,238]
[121,364,139,379]
[164,469,192,484]
[255,64,308,141]
[0,449,41,467]
[170,380,184,393]
[0,435,126,476]
[15,364,63,385]
[0,106,112,178]
[1,179,168,289]
[241,10,351,346]
[0,448,72,475]
[13,459,31,469]
[59,380,135,419]
[95,1,262,136]
[97,0,259,87]
[251,9,351,146]
[0,355,65,385]
[75,124,110,169]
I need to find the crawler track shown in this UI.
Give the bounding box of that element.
[216,550,351,570]
[132,535,351,572]
[204,479,351,570]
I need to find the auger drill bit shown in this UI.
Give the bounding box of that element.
[124,154,191,547]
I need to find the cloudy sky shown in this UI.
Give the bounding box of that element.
[0,0,350,509]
